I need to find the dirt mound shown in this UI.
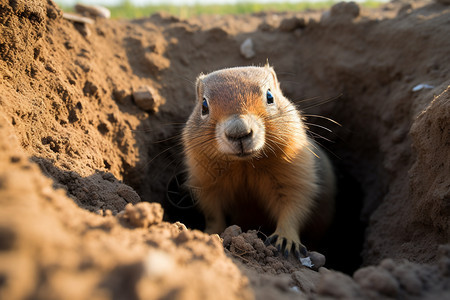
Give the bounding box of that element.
[0,0,449,299]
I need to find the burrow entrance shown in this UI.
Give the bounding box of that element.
[128,98,373,275]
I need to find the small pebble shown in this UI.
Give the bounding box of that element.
[412,83,434,92]
[331,1,360,19]
[132,85,163,113]
[112,89,128,103]
[62,13,94,25]
[240,38,255,59]
[75,4,111,19]
[308,251,326,270]
[300,256,313,268]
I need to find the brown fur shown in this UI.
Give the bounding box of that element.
[182,65,335,257]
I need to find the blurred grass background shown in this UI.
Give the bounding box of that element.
[56,0,383,19]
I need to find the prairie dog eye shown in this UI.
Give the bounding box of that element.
[266,89,274,105]
[201,98,209,116]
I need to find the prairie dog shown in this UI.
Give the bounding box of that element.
[182,65,335,257]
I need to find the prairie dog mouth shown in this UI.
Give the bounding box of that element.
[216,114,265,158]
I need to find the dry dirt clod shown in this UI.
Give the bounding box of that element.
[398,3,414,16]
[119,202,164,228]
[221,225,243,247]
[322,1,360,23]
[133,85,163,113]
[316,271,363,298]
[354,266,400,297]
[278,17,306,32]
[173,221,188,231]
[258,21,276,32]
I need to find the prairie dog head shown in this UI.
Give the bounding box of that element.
[183,65,304,161]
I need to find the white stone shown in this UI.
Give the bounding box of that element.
[240,38,255,59]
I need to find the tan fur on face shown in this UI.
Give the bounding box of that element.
[182,65,335,257]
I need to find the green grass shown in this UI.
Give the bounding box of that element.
[57,1,383,19]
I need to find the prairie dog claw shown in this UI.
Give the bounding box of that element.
[265,233,308,259]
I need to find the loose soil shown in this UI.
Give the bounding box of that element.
[0,0,449,299]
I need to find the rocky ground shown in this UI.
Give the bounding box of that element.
[0,0,449,299]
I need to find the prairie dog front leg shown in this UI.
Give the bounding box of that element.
[265,191,313,258]
[198,192,227,234]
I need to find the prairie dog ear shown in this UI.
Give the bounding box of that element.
[196,73,205,101]
[265,64,279,88]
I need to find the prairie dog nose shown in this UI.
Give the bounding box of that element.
[224,115,254,142]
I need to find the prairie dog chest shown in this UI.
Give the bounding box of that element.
[218,163,278,231]
[215,161,280,206]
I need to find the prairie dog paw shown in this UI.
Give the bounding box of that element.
[265,233,308,259]
[204,216,226,235]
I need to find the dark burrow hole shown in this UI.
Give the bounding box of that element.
[161,150,366,275]
[318,157,366,274]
